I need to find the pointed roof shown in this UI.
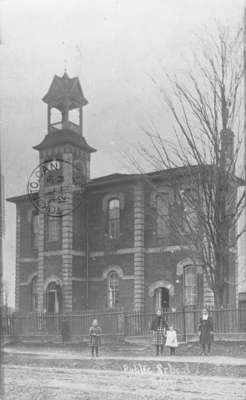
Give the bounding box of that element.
[42,72,88,111]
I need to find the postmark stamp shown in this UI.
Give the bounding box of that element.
[27,158,85,217]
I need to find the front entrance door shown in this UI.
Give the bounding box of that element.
[46,282,62,334]
[154,287,169,312]
[46,282,62,314]
[48,291,56,313]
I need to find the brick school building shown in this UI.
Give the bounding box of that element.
[8,73,238,315]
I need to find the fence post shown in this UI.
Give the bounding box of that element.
[183,307,186,342]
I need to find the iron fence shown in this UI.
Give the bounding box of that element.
[1,307,246,339]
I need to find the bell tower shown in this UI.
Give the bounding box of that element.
[34,71,96,180]
[33,72,96,313]
[43,71,87,136]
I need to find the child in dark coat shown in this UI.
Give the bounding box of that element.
[89,319,102,357]
[199,308,213,355]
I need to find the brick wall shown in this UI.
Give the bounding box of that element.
[43,255,62,280]
[72,198,85,250]
[19,285,32,312]
[19,262,38,283]
[119,279,134,311]
[88,281,107,309]
[72,280,86,310]
[72,255,85,278]
[19,203,38,258]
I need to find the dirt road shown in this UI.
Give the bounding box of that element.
[4,364,246,400]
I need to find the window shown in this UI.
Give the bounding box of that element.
[31,212,39,248]
[182,189,197,233]
[31,276,38,311]
[47,216,60,242]
[183,265,197,305]
[156,193,169,236]
[108,199,120,239]
[107,271,120,308]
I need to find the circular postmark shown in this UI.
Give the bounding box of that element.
[27,158,86,217]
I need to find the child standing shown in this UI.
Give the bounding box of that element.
[151,309,168,356]
[89,319,102,357]
[199,308,213,355]
[165,325,178,355]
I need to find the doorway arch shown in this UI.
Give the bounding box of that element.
[148,280,174,312]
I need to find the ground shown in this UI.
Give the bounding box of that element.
[4,364,246,400]
[2,341,246,400]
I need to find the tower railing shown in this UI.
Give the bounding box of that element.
[49,120,81,135]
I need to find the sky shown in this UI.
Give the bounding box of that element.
[0,0,244,306]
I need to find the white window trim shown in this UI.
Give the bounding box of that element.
[107,270,120,308]
[102,265,124,280]
[102,192,125,212]
[43,276,62,291]
[176,258,203,276]
[148,280,174,297]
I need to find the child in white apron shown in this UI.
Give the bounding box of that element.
[165,325,178,355]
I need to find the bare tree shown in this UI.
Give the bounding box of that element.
[128,24,245,308]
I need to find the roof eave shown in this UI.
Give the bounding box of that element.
[7,193,37,204]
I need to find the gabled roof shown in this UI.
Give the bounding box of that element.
[42,72,88,110]
[33,129,96,153]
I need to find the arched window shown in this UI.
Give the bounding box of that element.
[183,265,197,305]
[31,212,39,248]
[107,271,120,308]
[108,199,120,239]
[156,193,169,236]
[31,276,38,311]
